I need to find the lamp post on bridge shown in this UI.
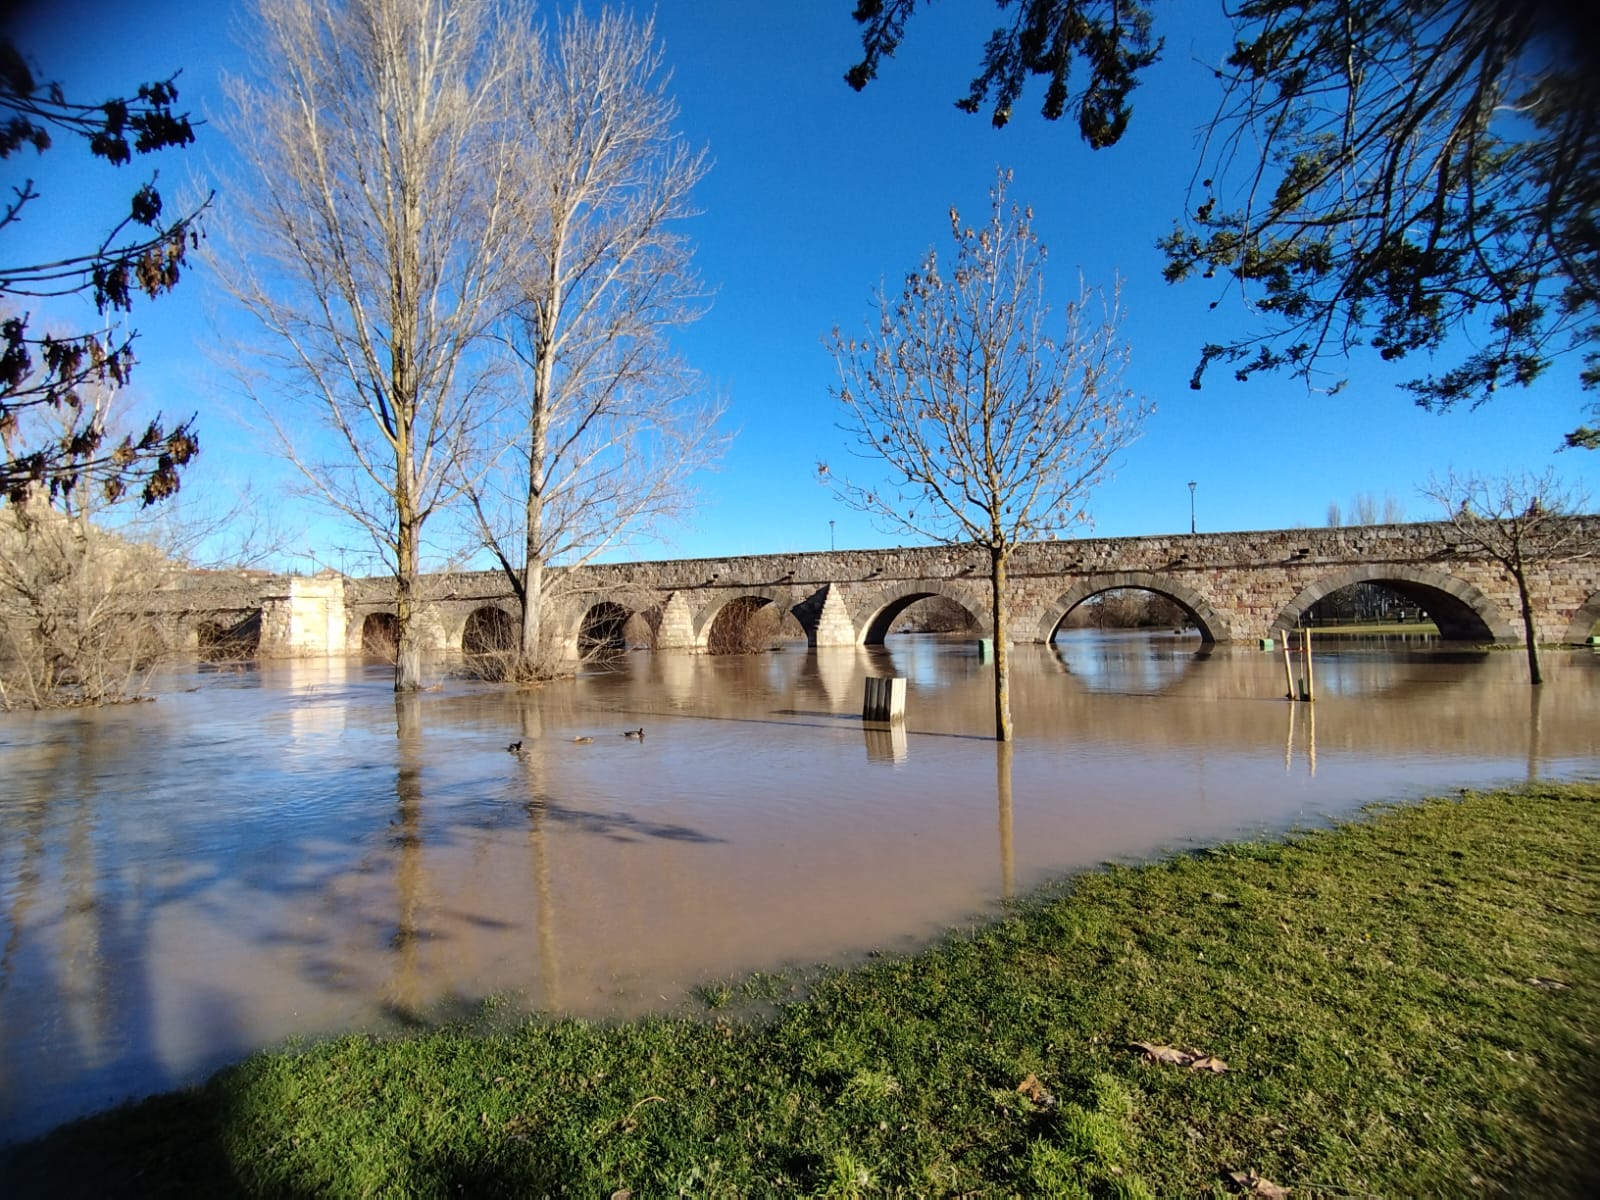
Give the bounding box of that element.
[1188,481,1197,535]
[830,519,835,551]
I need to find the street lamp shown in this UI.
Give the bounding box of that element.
[829,519,836,551]
[1188,480,1197,534]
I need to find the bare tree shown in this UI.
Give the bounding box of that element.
[469,8,724,681]
[1328,491,1405,527]
[211,0,531,691]
[0,381,181,708]
[0,378,288,708]
[0,504,172,709]
[826,170,1148,740]
[1423,468,1593,685]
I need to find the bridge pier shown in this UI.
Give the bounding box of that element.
[259,573,347,658]
[791,584,857,647]
[653,591,698,651]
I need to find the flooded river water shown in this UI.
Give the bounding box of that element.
[2,632,1597,1142]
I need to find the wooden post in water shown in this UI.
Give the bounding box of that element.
[1281,636,1295,700]
[1302,627,1314,702]
[862,676,907,723]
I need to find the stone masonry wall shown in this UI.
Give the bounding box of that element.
[193,519,1600,655]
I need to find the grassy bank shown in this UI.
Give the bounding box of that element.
[5,783,1597,1197]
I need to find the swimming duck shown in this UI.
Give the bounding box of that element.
[623,727,644,740]
[572,735,594,744]
[506,740,523,753]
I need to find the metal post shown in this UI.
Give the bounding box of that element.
[1188,480,1197,534]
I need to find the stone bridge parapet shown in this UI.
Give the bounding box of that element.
[173,519,1600,658]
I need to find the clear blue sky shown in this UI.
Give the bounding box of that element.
[8,0,1596,572]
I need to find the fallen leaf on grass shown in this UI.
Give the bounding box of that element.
[1131,1042,1230,1072]
[1015,1073,1057,1108]
[1132,1042,1190,1066]
[1227,1169,1290,1196]
[1527,976,1571,990]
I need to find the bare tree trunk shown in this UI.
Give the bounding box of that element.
[519,465,546,677]
[990,543,1012,742]
[392,272,423,691]
[995,739,1014,896]
[518,280,555,679]
[1514,568,1543,686]
[394,496,424,691]
[520,553,545,674]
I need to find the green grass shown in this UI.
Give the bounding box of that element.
[5,783,1597,1197]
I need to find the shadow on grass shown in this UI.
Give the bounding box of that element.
[1,1089,244,1200]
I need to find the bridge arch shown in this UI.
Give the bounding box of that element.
[462,604,518,655]
[578,600,632,656]
[851,581,988,645]
[693,589,802,652]
[196,612,261,660]
[359,611,399,656]
[1562,589,1600,644]
[1036,573,1231,644]
[1272,565,1513,641]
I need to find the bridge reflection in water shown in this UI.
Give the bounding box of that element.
[1,634,1597,1144]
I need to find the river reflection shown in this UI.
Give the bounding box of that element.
[1,633,1596,1142]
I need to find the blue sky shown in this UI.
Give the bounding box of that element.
[8,0,1596,572]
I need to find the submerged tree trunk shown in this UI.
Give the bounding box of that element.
[392,327,424,691]
[990,543,1012,742]
[394,487,424,692]
[519,520,545,678]
[995,738,1014,895]
[1514,567,1543,686]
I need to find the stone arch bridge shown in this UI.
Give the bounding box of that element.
[187,519,1600,658]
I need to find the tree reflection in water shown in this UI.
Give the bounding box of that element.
[1,636,1596,1144]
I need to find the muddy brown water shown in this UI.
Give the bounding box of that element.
[2,631,1596,1143]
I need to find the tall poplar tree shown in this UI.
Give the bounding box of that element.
[214,0,530,690]
[470,8,723,679]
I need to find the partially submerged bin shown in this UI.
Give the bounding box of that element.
[862,676,907,723]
